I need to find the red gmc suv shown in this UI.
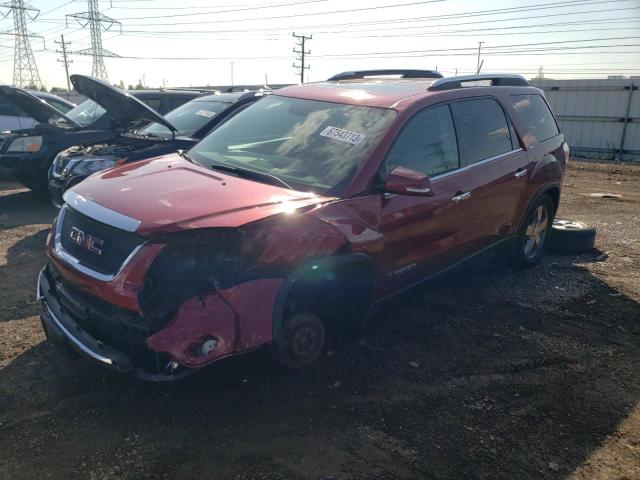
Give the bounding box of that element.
[37,70,568,381]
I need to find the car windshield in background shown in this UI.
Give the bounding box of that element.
[189,95,396,194]
[139,100,232,138]
[43,98,73,114]
[65,99,106,127]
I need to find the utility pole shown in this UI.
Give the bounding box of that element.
[0,0,43,89]
[476,41,484,75]
[67,0,121,82]
[293,32,311,84]
[55,34,72,91]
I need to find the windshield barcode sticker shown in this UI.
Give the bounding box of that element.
[320,126,366,145]
[195,109,216,118]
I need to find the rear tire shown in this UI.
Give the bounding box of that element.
[271,312,326,369]
[512,194,555,268]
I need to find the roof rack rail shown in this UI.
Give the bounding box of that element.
[328,69,443,81]
[164,87,220,94]
[428,74,529,91]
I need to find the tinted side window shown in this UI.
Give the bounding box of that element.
[385,104,459,177]
[142,98,162,113]
[0,100,28,117]
[453,98,513,165]
[46,99,73,113]
[166,96,193,112]
[511,94,559,143]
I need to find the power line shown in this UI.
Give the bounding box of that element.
[309,36,640,59]
[83,0,447,27]
[0,0,43,89]
[112,0,329,18]
[65,0,633,29]
[293,32,311,83]
[63,43,640,61]
[326,17,639,39]
[79,3,639,36]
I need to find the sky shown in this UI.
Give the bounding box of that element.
[0,0,639,89]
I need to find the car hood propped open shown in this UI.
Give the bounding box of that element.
[0,86,81,129]
[70,74,178,134]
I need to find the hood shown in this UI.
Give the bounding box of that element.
[67,153,332,235]
[70,75,177,133]
[0,86,81,129]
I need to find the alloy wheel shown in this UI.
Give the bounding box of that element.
[524,205,549,260]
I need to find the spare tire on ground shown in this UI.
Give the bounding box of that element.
[548,219,597,254]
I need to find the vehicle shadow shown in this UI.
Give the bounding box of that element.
[0,182,57,230]
[0,227,49,322]
[1,250,639,479]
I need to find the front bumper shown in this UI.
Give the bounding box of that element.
[37,267,194,382]
[0,151,48,172]
[47,176,66,208]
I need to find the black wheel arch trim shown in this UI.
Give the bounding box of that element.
[517,181,561,233]
[271,252,376,340]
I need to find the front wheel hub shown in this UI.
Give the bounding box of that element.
[274,312,326,369]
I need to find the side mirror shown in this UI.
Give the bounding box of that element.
[383,166,434,196]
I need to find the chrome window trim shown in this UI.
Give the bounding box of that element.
[62,190,141,233]
[431,148,524,182]
[53,205,144,282]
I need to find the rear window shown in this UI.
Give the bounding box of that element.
[453,98,514,165]
[511,94,559,143]
[140,98,162,113]
[139,100,231,138]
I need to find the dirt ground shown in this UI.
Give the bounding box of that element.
[0,160,639,480]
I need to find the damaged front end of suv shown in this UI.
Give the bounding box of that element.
[37,90,397,380]
[38,188,355,380]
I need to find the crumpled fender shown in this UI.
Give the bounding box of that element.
[146,278,283,367]
[314,195,384,254]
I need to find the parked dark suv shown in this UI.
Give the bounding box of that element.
[0,76,204,191]
[47,90,268,207]
[37,70,568,380]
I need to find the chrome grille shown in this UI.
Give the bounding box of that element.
[57,206,143,277]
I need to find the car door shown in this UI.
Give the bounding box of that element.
[451,97,529,250]
[375,103,473,298]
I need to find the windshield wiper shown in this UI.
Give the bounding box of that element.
[177,150,200,166]
[208,163,293,190]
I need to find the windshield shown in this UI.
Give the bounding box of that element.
[139,99,231,138]
[66,99,106,127]
[189,95,396,194]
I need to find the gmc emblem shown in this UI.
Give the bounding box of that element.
[69,226,104,255]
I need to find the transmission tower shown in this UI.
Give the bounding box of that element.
[67,0,121,82]
[0,0,43,89]
[292,32,311,84]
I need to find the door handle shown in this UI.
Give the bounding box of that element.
[451,191,471,203]
[514,168,528,178]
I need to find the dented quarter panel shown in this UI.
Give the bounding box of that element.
[146,278,283,366]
